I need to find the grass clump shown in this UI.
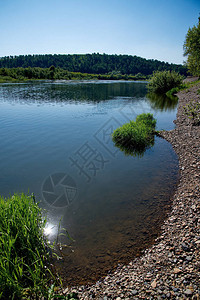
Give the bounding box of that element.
[165,84,187,97]
[147,70,184,94]
[0,193,57,299]
[167,78,200,97]
[112,113,156,156]
[0,193,79,299]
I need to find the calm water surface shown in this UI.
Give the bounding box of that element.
[0,80,179,285]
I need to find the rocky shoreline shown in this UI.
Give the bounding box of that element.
[67,80,200,299]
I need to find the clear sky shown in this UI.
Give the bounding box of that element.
[0,0,199,64]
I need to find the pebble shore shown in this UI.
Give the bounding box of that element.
[66,80,200,299]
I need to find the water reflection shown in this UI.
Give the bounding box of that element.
[147,92,178,111]
[0,80,147,104]
[113,134,155,157]
[44,222,58,237]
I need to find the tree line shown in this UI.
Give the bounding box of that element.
[0,66,150,82]
[0,53,187,76]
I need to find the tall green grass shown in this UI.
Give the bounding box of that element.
[112,113,156,157]
[0,193,79,299]
[0,193,54,299]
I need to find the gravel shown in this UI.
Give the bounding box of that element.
[66,79,200,299]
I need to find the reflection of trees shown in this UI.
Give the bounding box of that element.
[114,135,155,158]
[1,81,147,104]
[147,93,178,111]
[44,81,147,102]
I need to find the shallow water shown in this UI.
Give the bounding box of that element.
[0,80,179,285]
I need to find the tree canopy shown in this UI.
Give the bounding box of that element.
[184,16,200,76]
[0,53,187,76]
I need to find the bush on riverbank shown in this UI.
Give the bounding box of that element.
[147,70,184,94]
[112,113,156,156]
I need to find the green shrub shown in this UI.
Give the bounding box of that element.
[147,70,184,94]
[112,113,156,156]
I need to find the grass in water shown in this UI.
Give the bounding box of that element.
[112,113,156,157]
[0,193,79,299]
[0,193,53,298]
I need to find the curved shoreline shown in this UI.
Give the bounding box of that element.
[68,82,200,299]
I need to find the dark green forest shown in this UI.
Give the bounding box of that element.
[0,53,187,76]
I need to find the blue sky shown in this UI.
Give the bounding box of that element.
[0,0,199,64]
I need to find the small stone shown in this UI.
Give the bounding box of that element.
[132,290,138,295]
[173,268,182,274]
[63,288,69,294]
[181,243,190,252]
[186,256,192,261]
[185,289,193,296]
[91,293,96,298]
[151,280,157,288]
[188,286,194,292]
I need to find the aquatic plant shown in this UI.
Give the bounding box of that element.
[0,193,52,298]
[112,113,156,157]
[0,193,78,299]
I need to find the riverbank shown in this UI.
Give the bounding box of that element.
[66,80,200,299]
[0,67,148,82]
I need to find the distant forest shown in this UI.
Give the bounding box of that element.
[0,53,187,76]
